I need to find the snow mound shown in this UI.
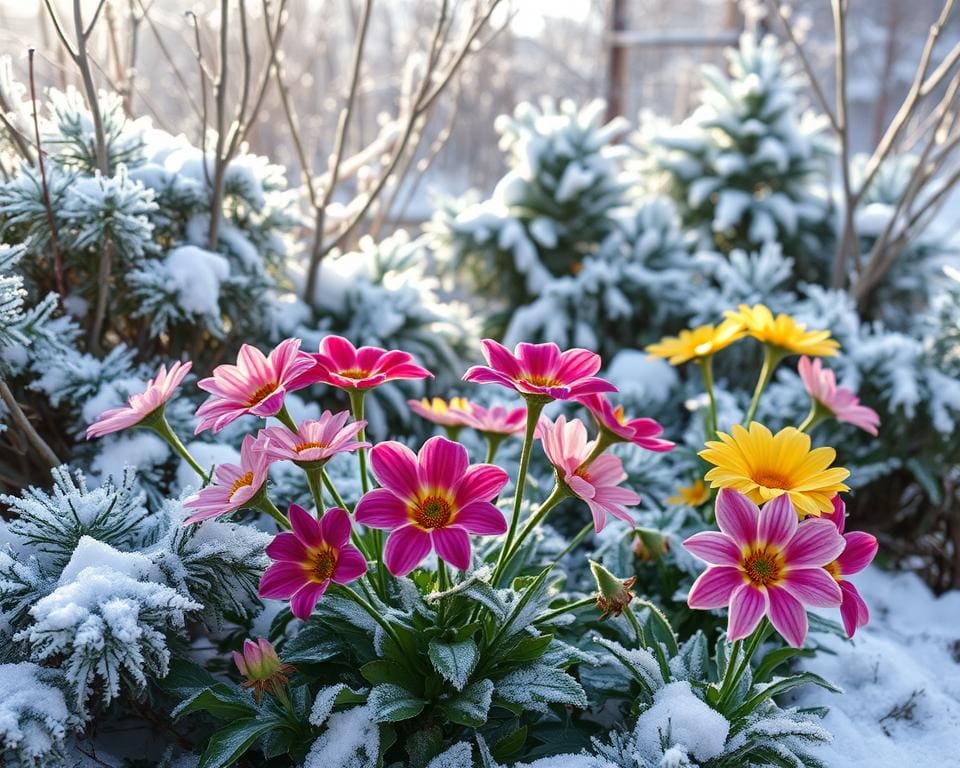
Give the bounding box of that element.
[633,681,729,763]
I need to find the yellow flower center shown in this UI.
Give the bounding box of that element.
[230,471,254,499]
[309,546,338,582]
[294,441,328,453]
[524,373,561,387]
[412,495,453,529]
[613,406,627,425]
[824,560,841,582]
[339,368,370,379]
[741,546,784,587]
[752,470,793,490]
[247,382,277,406]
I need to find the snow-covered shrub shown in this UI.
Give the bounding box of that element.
[0,662,75,768]
[429,99,631,308]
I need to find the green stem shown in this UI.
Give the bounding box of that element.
[717,619,770,709]
[797,401,829,433]
[484,434,504,464]
[534,596,595,625]
[338,584,403,649]
[276,404,298,432]
[745,346,784,424]
[491,398,546,586]
[147,414,207,480]
[321,469,349,510]
[583,430,616,467]
[255,495,291,530]
[498,484,568,580]
[554,522,593,563]
[348,390,386,595]
[698,356,718,439]
[624,605,645,647]
[306,468,325,516]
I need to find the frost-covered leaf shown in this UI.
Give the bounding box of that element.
[309,683,366,727]
[367,682,426,722]
[495,664,587,712]
[426,742,473,768]
[303,705,380,768]
[428,637,478,691]
[442,678,494,727]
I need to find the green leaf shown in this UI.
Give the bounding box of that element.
[442,678,494,727]
[198,718,277,768]
[361,659,423,693]
[753,646,817,683]
[172,684,256,721]
[367,683,426,722]
[280,622,343,665]
[495,664,588,710]
[159,659,220,698]
[503,633,553,665]
[731,673,843,721]
[428,638,478,691]
[491,725,527,763]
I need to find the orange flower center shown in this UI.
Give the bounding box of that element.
[412,496,453,529]
[339,368,370,380]
[824,560,841,582]
[574,466,592,483]
[247,382,277,406]
[613,406,627,425]
[295,441,328,453]
[309,547,338,582]
[741,546,784,587]
[523,373,561,387]
[229,471,254,499]
[753,470,793,490]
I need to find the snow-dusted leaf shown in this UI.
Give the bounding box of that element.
[309,683,367,727]
[495,664,587,712]
[442,678,493,727]
[426,742,473,768]
[428,638,478,691]
[367,683,425,722]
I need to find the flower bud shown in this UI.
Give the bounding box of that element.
[633,528,669,562]
[589,560,636,620]
[233,637,294,701]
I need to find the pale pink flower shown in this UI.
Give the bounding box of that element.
[183,435,271,523]
[538,415,640,532]
[822,495,878,638]
[256,411,369,467]
[294,335,432,391]
[798,356,880,436]
[259,505,367,619]
[355,436,508,576]
[458,402,526,436]
[463,340,616,401]
[577,394,674,452]
[194,339,315,434]
[684,490,845,648]
[86,361,191,439]
[407,397,474,429]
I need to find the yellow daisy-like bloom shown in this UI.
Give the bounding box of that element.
[699,422,850,517]
[645,319,746,365]
[666,480,711,507]
[724,303,839,357]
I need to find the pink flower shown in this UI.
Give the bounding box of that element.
[684,490,845,648]
[294,335,432,391]
[256,411,369,467]
[232,637,293,701]
[577,394,674,452]
[407,397,474,429]
[259,505,367,619]
[798,356,880,436]
[86,361,191,439]
[823,495,878,637]
[538,415,640,532]
[183,435,271,523]
[355,436,509,576]
[463,340,616,402]
[194,339,315,434]
[458,402,526,436]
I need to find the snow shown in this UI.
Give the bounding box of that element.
[58,536,155,584]
[90,432,169,482]
[302,705,379,768]
[163,246,230,318]
[0,662,71,763]
[794,567,960,768]
[632,681,729,763]
[605,350,678,406]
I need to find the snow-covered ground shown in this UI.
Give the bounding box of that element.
[796,567,960,766]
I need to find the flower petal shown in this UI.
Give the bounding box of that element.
[836,531,878,575]
[839,580,870,637]
[715,489,760,545]
[783,519,845,567]
[418,436,469,490]
[455,465,509,507]
[453,501,507,535]
[687,566,744,609]
[332,545,367,584]
[288,503,324,548]
[683,531,742,566]
[320,507,352,548]
[767,585,808,648]
[265,532,308,562]
[758,494,799,548]
[727,583,767,641]
[259,561,308,599]
[355,488,411,529]
[290,581,328,619]
[781,567,842,607]
[383,525,432,576]
[432,527,472,570]
[369,441,421,500]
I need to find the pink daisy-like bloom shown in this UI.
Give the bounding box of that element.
[407,397,474,429]
[294,335,432,391]
[457,402,526,436]
[86,361,192,439]
[259,505,367,619]
[194,339,315,434]
[183,435,271,523]
[256,411,369,467]
[538,415,640,532]
[822,495,878,638]
[684,489,845,648]
[355,436,509,576]
[463,340,616,402]
[798,356,880,436]
[577,394,674,453]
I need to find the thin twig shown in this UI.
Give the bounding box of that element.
[0,378,60,469]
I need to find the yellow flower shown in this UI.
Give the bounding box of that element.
[667,480,711,507]
[699,422,850,517]
[724,303,839,357]
[645,319,745,365]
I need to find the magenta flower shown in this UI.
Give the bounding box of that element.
[86,361,191,439]
[538,415,640,532]
[823,495,878,638]
[256,411,369,467]
[577,394,674,453]
[798,356,880,436]
[463,340,616,402]
[232,637,293,701]
[194,339,315,434]
[183,435,271,523]
[259,505,367,619]
[355,436,509,576]
[684,490,845,648]
[294,335,432,391]
[459,402,526,436]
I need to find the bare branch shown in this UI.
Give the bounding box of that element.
[0,378,60,469]
[137,0,202,120]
